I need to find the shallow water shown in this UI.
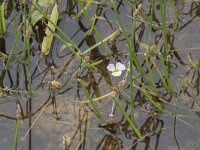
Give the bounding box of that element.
[0,0,200,150]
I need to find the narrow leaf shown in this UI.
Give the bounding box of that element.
[41,3,59,56]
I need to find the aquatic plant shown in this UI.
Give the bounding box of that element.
[0,0,6,35]
[107,62,126,77]
[0,0,199,149]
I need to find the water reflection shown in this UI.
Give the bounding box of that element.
[97,115,164,150]
[96,134,123,150]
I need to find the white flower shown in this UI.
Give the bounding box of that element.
[107,62,126,77]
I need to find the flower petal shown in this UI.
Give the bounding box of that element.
[107,64,115,71]
[112,70,122,76]
[116,62,125,70]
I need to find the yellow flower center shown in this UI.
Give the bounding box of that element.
[113,68,119,72]
[51,80,61,88]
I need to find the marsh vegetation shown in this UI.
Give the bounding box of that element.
[0,0,200,149]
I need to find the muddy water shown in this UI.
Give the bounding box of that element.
[0,1,200,150]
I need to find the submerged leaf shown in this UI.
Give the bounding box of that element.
[31,10,44,26]
[108,28,122,44]
[0,51,8,59]
[59,43,73,52]
[140,43,157,53]
[38,0,54,7]
[41,3,59,56]
[187,52,198,68]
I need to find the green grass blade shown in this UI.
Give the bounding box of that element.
[83,32,116,55]
[111,2,148,83]
[112,96,142,138]
[77,0,112,56]
[76,0,93,19]
[12,120,20,150]
[0,0,6,36]
[159,0,168,55]
[5,31,20,70]
[133,84,164,112]
[79,79,106,123]
[158,53,174,92]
